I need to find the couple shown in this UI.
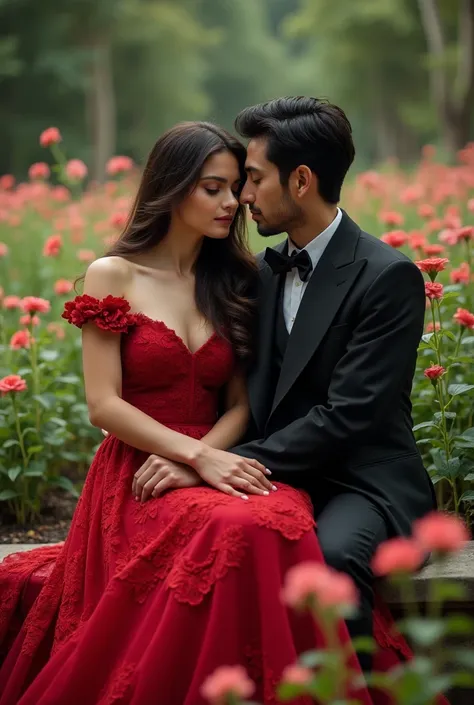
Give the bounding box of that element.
[0,97,437,705]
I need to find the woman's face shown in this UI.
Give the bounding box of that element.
[175,150,242,239]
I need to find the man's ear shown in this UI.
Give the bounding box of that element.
[289,165,313,198]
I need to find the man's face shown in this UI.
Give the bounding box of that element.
[241,138,304,237]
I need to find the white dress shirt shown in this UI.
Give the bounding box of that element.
[283,207,342,332]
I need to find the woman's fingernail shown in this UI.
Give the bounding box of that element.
[265,468,272,475]
[263,491,269,496]
[241,495,249,501]
[272,485,278,492]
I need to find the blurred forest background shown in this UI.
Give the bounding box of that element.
[1,0,473,181]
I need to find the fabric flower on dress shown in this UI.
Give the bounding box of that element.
[62,295,137,333]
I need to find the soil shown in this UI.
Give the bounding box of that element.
[0,491,77,544]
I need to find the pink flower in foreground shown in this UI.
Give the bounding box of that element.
[0,374,27,396]
[21,297,51,314]
[10,329,31,350]
[201,665,255,704]
[0,174,15,190]
[0,242,8,257]
[28,162,50,181]
[66,159,88,181]
[425,321,441,333]
[282,562,358,614]
[40,127,61,148]
[281,664,313,686]
[413,512,470,554]
[372,537,424,577]
[3,295,22,310]
[467,198,474,214]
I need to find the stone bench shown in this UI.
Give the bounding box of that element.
[2,542,473,705]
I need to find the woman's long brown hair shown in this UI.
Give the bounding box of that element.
[106,122,257,363]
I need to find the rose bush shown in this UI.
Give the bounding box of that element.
[0,133,473,524]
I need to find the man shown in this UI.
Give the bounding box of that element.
[135,97,436,664]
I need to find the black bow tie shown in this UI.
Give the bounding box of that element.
[264,247,313,282]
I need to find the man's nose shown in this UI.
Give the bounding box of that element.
[240,183,254,205]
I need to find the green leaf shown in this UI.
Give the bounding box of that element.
[52,476,79,497]
[351,636,376,654]
[413,421,437,432]
[431,581,466,602]
[56,374,80,384]
[39,349,59,362]
[3,439,20,449]
[49,417,67,427]
[447,384,474,397]
[32,393,53,410]
[445,615,474,636]
[277,682,308,701]
[0,489,19,500]
[463,473,474,481]
[433,411,456,422]
[27,445,44,456]
[7,466,22,482]
[399,618,445,647]
[460,491,474,503]
[299,650,336,669]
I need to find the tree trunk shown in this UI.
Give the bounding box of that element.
[88,41,116,183]
[418,0,474,155]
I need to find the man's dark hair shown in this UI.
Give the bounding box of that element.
[234,97,355,204]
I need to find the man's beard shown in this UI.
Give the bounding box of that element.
[255,197,304,238]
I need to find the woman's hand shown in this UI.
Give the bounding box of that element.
[191,447,275,499]
[132,455,202,502]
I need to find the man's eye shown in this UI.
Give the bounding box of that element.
[205,188,219,195]
[253,179,261,185]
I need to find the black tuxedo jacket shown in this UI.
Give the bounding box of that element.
[233,210,436,537]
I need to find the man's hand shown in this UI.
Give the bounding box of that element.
[191,446,275,500]
[132,455,202,502]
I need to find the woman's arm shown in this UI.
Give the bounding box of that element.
[82,257,204,466]
[82,257,270,498]
[199,372,249,450]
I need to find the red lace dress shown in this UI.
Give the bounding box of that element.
[0,296,447,705]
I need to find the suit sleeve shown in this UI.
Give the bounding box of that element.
[231,259,426,474]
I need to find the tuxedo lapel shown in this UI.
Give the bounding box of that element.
[270,211,367,418]
[247,240,286,432]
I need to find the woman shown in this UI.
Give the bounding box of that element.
[0,122,436,705]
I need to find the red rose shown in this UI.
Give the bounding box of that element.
[0,374,27,396]
[372,537,424,577]
[380,230,407,248]
[21,296,51,314]
[453,307,474,329]
[415,257,449,281]
[423,244,445,256]
[424,365,445,381]
[425,282,444,300]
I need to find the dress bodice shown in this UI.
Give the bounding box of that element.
[62,296,234,427]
